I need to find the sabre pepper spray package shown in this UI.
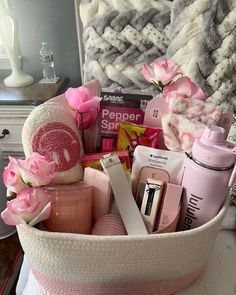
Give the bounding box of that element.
[96,91,153,152]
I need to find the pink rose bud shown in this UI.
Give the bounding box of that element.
[18,152,55,187]
[142,59,181,86]
[65,86,102,130]
[1,188,51,226]
[163,76,207,101]
[3,157,28,193]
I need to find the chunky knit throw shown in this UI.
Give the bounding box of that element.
[79,0,172,91]
[167,0,236,113]
[79,0,236,113]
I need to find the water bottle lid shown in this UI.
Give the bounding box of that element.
[201,125,225,144]
[192,125,236,169]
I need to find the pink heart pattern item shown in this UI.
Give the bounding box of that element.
[32,122,81,172]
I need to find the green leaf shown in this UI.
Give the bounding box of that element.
[158,80,164,89]
[152,81,163,93]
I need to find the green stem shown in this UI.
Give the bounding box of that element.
[79,112,87,154]
[153,81,163,92]
[7,195,16,201]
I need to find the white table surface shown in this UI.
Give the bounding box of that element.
[16,229,236,295]
[177,229,236,295]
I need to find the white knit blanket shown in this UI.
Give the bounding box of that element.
[79,0,172,91]
[167,0,236,113]
[78,0,236,114]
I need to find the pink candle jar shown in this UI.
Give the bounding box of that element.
[42,182,92,234]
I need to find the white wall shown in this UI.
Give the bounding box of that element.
[0,0,82,86]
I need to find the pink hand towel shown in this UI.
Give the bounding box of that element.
[162,97,222,152]
[168,97,222,125]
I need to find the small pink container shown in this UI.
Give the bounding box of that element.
[42,182,92,234]
[91,214,127,236]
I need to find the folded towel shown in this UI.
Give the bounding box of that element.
[168,97,222,125]
[22,101,84,184]
[161,114,205,152]
[162,97,222,152]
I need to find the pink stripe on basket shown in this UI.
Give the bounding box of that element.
[31,265,205,295]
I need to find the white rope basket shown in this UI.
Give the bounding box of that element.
[16,195,229,295]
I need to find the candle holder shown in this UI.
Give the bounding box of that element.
[42,183,92,234]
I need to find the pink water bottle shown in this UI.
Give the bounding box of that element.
[178,125,236,231]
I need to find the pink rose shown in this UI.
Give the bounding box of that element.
[3,157,28,193]
[18,153,55,187]
[65,86,102,129]
[163,76,207,101]
[1,188,51,226]
[142,60,181,86]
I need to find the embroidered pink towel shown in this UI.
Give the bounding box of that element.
[162,97,222,152]
[22,101,84,184]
